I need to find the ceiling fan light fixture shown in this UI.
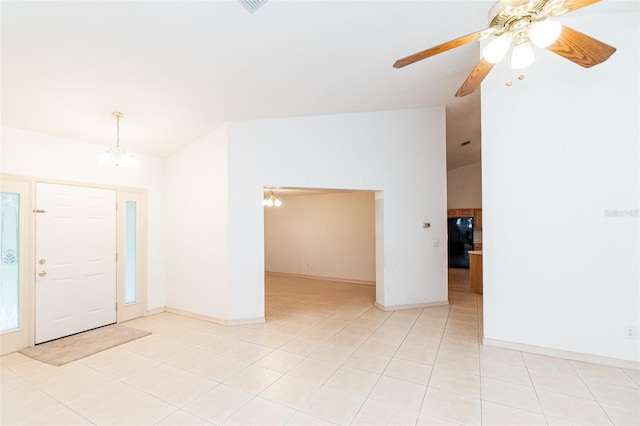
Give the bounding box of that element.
[511,41,535,69]
[393,0,616,97]
[528,20,563,48]
[482,33,513,64]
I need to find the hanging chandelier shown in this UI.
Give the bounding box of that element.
[97,112,139,167]
[263,190,282,207]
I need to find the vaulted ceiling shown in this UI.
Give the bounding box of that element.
[0,1,622,169]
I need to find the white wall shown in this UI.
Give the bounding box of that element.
[166,125,229,320]
[482,10,639,362]
[0,127,168,310]
[265,191,376,282]
[225,108,448,321]
[447,161,482,209]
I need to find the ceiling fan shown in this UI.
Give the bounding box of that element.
[393,0,616,97]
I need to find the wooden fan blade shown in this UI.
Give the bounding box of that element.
[546,25,616,68]
[393,29,491,68]
[455,58,495,97]
[562,0,601,13]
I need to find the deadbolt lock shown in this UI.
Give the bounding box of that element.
[38,258,46,265]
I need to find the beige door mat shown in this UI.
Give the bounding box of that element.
[19,324,151,366]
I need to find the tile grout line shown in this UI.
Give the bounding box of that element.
[253,297,394,425]
[138,290,372,424]
[475,286,485,426]
[568,359,617,425]
[345,305,426,423]
[414,284,458,424]
[311,303,409,424]
[520,346,550,425]
[221,301,373,424]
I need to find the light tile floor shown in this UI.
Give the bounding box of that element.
[1,270,639,425]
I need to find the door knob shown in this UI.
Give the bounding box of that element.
[38,271,47,277]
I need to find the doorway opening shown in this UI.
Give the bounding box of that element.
[263,187,378,327]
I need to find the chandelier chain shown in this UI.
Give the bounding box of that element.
[113,112,123,148]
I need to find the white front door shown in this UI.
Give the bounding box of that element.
[35,183,116,344]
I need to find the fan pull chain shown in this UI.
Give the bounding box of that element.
[504,61,526,87]
[505,74,525,86]
[505,62,513,87]
[503,52,513,86]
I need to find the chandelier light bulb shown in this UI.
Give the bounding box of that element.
[96,151,115,164]
[263,190,282,207]
[115,153,139,167]
[482,33,513,64]
[528,20,562,48]
[511,41,535,69]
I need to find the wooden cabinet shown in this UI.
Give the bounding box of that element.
[448,208,474,217]
[473,208,482,230]
[448,208,482,230]
[469,252,483,295]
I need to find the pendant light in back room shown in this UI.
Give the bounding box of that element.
[263,190,282,207]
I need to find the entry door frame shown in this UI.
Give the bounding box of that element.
[0,174,148,353]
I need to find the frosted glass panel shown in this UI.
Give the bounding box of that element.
[125,201,137,304]
[1,193,20,332]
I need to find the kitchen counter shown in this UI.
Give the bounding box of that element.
[468,251,483,294]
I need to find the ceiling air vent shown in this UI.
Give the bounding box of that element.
[238,0,268,14]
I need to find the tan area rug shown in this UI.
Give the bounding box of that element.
[19,324,151,366]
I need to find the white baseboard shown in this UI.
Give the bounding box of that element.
[374,300,449,312]
[145,307,166,316]
[483,338,640,371]
[227,316,266,326]
[266,271,375,286]
[165,307,265,327]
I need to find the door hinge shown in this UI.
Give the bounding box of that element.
[115,252,118,261]
[116,303,118,312]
